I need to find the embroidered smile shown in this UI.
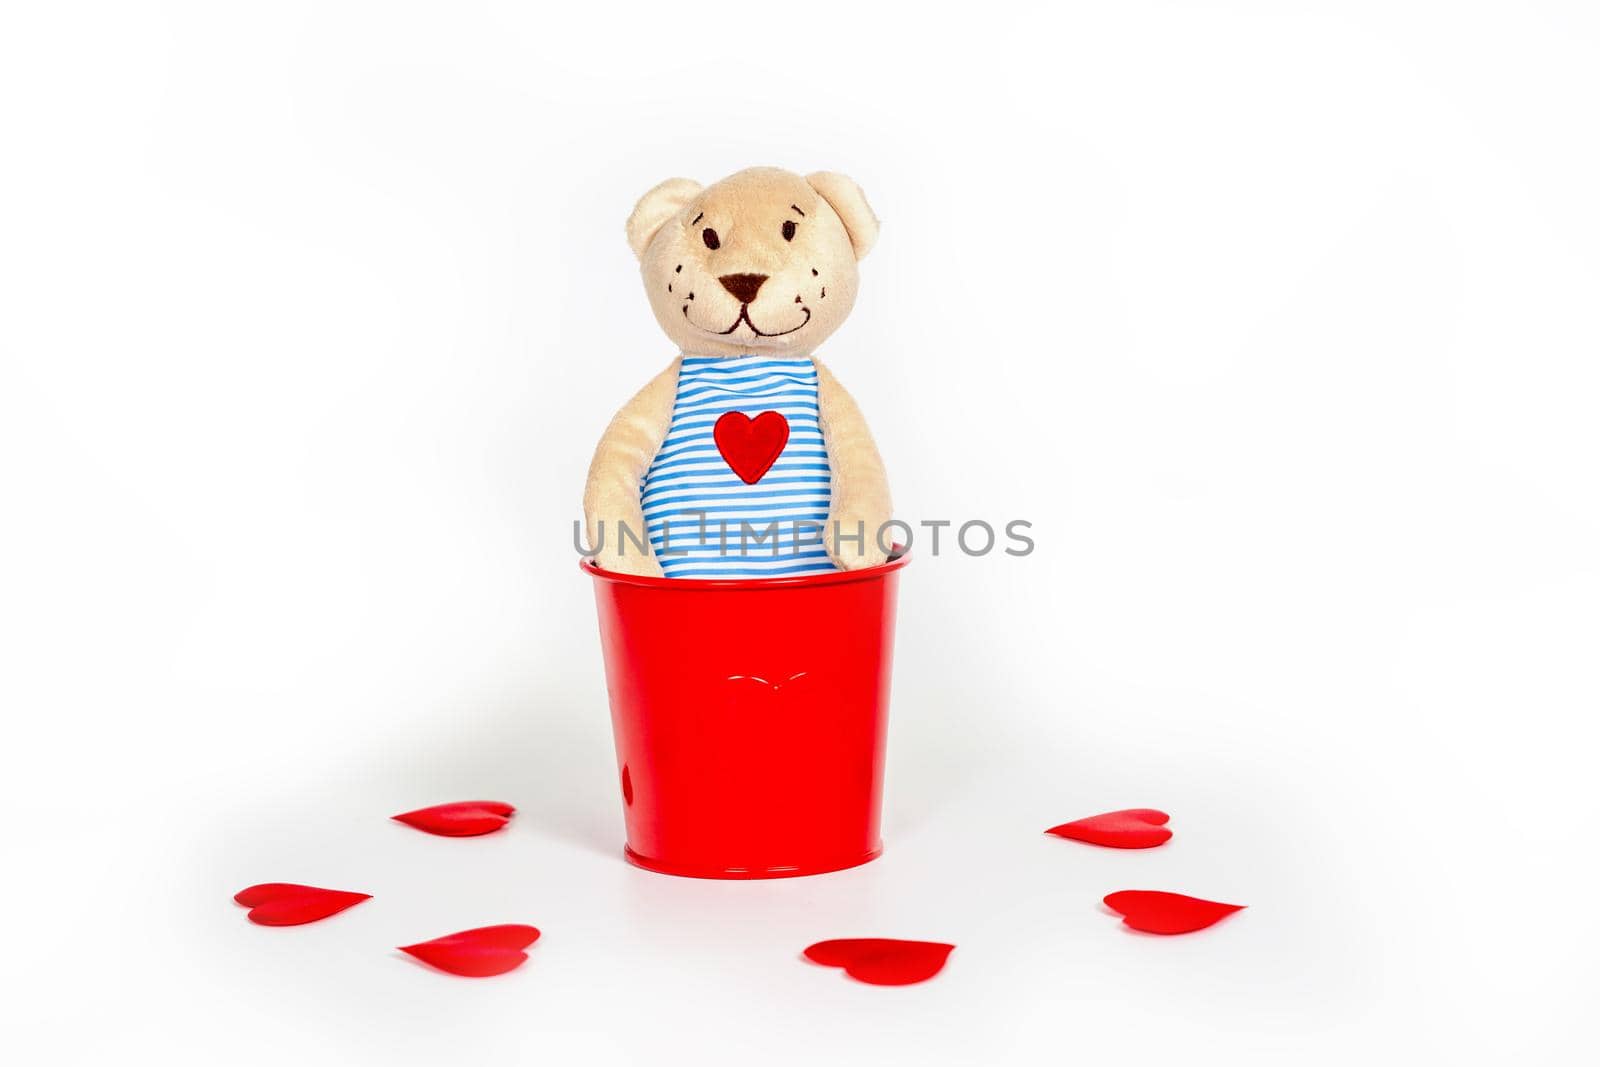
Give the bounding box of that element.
[684,303,812,337]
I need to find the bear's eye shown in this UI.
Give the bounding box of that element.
[781,220,797,242]
[702,228,720,250]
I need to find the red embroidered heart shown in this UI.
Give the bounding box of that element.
[1046,808,1171,849]
[392,800,515,837]
[1103,891,1245,935]
[804,939,955,986]
[714,410,789,484]
[400,924,541,977]
[233,883,372,926]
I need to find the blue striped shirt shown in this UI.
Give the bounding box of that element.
[642,355,835,579]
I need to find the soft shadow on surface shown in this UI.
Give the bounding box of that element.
[376,679,623,858]
[879,639,998,838]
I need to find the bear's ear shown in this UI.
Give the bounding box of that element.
[625,177,703,259]
[806,172,879,260]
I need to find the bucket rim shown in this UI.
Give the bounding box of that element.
[582,545,909,591]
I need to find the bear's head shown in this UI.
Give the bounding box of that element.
[625,167,878,357]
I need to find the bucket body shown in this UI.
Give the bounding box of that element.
[583,550,908,878]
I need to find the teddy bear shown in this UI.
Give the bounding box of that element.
[583,167,892,579]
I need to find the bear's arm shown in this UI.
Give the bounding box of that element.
[583,358,681,576]
[815,359,892,570]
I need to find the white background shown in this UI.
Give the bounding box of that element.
[3,2,1597,1063]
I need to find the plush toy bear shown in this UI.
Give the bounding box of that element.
[584,167,891,578]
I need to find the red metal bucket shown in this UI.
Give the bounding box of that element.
[583,550,909,878]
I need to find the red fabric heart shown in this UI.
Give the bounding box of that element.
[392,800,515,837]
[713,410,789,484]
[1046,808,1172,849]
[1103,891,1245,934]
[804,939,955,986]
[233,883,372,926]
[399,924,542,977]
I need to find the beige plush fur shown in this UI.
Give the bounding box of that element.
[584,166,891,576]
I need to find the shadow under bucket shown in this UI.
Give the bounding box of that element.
[583,548,909,878]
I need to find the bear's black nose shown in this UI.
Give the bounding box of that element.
[718,273,769,305]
